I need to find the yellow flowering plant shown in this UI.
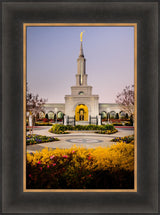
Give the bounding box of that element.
[27,142,134,189]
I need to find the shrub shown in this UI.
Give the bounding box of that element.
[51,124,68,134]
[26,143,134,189]
[124,122,133,126]
[96,129,118,134]
[112,123,123,126]
[101,124,115,130]
[35,122,53,126]
[74,124,100,130]
[49,124,117,134]
[66,125,74,130]
[112,121,132,126]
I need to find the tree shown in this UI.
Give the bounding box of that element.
[26,83,47,119]
[115,85,134,118]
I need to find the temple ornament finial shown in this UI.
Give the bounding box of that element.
[80,31,85,42]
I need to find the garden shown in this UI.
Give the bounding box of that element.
[26,142,134,189]
[26,134,59,145]
[111,135,134,144]
[49,124,118,134]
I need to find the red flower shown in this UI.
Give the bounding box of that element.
[88,156,92,160]
[40,167,42,171]
[29,174,31,178]
[37,161,41,164]
[63,155,68,158]
[47,165,49,168]
[50,155,55,159]
[52,163,56,166]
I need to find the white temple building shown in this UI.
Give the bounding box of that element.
[42,38,126,122]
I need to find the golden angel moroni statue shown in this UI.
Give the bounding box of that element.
[80,31,85,42]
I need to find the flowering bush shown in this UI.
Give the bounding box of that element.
[110,119,129,122]
[26,134,59,145]
[112,123,123,126]
[49,124,69,134]
[124,122,133,126]
[57,118,63,122]
[43,118,49,122]
[74,124,100,130]
[111,135,134,144]
[49,124,117,134]
[35,122,53,126]
[96,129,118,134]
[26,143,134,189]
[36,118,44,121]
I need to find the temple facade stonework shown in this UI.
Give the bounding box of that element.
[64,41,99,121]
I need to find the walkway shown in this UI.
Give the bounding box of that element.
[26,126,134,153]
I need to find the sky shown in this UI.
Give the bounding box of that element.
[27,26,134,103]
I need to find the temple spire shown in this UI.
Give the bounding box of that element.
[79,42,84,57]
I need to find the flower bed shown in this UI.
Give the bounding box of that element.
[26,134,59,145]
[49,124,117,134]
[95,129,118,134]
[112,122,133,126]
[35,122,53,126]
[111,135,134,144]
[26,143,134,189]
[112,122,123,126]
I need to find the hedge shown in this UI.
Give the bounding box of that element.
[49,124,117,134]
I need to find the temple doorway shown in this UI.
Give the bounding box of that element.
[75,104,88,121]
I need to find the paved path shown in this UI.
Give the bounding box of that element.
[27,126,134,153]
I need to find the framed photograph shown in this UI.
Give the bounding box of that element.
[24,23,137,192]
[1,1,158,214]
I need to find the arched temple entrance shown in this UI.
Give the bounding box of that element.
[75,104,88,121]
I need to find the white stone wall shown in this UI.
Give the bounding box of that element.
[65,95,99,118]
[42,102,125,117]
[99,103,122,113]
[71,86,92,96]
[43,103,65,114]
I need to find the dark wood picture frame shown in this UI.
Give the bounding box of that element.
[1,1,159,214]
